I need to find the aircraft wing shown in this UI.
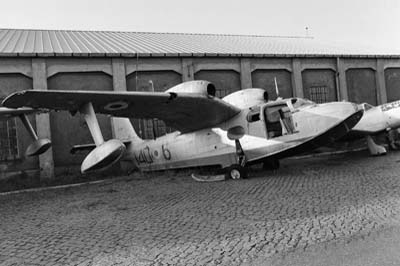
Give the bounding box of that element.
[2,90,241,133]
[0,107,39,119]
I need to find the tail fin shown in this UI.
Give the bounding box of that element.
[111,117,143,143]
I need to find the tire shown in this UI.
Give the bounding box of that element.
[262,159,280,170]
[226,164,247,180]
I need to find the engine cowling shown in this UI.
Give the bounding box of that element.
[166,80,216,97]
[222,89,269,109]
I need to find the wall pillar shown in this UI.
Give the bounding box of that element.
[240,58,252,89]
[112,58,127,92]
[182,58,194,82]
[32,58,54,180]
[291,58,303,98]
[111,58,130,173]
[111,58,128,139]
[337,57,348,101]
[376,59,387,104]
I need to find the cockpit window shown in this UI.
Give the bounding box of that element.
[247,106,261,122]
[264,107,283,138]
[263,103,297,139]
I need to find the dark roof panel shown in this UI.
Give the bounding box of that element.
[0,28,398,57]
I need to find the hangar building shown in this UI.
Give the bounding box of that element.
[0,29,399,179]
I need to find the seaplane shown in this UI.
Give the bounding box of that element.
[2,80,363,180]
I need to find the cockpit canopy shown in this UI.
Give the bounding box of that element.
[246,98,301,138]
[246,97,315,124]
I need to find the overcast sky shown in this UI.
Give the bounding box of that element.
[1,0,399,53]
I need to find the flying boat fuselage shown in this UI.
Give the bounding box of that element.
[126,99,362,172]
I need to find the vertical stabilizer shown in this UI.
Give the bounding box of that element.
[111,117,142,143]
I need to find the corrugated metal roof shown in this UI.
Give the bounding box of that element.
[0,28,398,58]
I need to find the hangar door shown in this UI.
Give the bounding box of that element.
[48,72,114,167]
[385,68,400,102]
[346,68,377,105]
[0,73,38,171]
[252,70,292,100]
[194,70,241,98]
[302,69,337,103]
[127,71,182,139]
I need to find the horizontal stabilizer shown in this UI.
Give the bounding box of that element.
[71,141,132,154]
[70,144,97,154]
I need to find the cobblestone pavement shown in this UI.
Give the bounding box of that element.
[1,150,400,266]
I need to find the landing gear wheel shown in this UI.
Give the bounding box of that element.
[226,164,247,180]
[262,159,280,170]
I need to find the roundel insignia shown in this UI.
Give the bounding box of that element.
[104,101,129,111]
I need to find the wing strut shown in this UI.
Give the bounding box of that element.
[80,102,105,146]
[225,126,248,179]
[79,102,126,173]
[234,139,246,167]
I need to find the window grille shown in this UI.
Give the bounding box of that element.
[0,118,19,161]
[142,119,174,139]
[216,88,232,98]
[308,86,328,103]
[137,80,178,139]
[142,87,234,139]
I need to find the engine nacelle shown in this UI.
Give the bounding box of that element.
[81,139,126,174]
[223,89,269,109]
[166,80,216,97]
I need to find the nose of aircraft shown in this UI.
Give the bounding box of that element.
[314,101,361,120]
[312,101,364,138]
[300,101,363,139]
[283,102,363,158]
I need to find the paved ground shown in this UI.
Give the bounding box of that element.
[1,150,400,266]
[265,225,400,266]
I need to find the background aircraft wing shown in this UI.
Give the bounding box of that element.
[0,107,39,119]
[2,90,241,133]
